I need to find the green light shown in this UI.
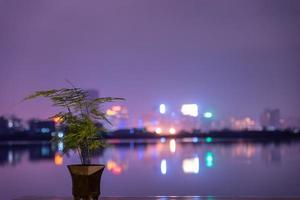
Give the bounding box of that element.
[206,137,213,143]
[205,151,214,168]
[203,112,213,119]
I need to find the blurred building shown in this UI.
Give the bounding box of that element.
[141,103,201,134]
[7,116,23,132]
[105,105,129,130]
[201,118,213,132]
[0,116,24,134]
[28,119,56,134]
[141,104,182,134]
[260,109,281,130]
[0,117,9,134]
[180,115,200,132]
[281,116,300,130]
[230,117,257,130]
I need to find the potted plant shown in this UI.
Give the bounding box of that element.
[25,87,124,200]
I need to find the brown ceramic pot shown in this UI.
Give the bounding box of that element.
[68,164,105,200]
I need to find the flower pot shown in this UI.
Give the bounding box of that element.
[68,164,105,200]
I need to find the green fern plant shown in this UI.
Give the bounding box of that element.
[25,88,124,165]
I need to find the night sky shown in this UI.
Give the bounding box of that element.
[0,0,299,121]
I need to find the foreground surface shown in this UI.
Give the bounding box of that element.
[14,196,300,200]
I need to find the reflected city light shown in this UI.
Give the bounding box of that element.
[192,137,199,143]
[160,137,166,143]
[169,139,176,153]
[58,141,64,152]
[107,160,124,175]
[232,144,256,158]
[182,157,199,174]
[41,146,50,156]
[8,150,13,164]
[161,159,167,175]
[54,153,63,165]
[205,151,214,168]
[206,137,213,143]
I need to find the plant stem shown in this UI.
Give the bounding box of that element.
[77,148,83,164]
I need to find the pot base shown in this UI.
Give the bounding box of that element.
[68,165,105,200]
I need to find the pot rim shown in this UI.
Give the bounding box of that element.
[67,164,105,167]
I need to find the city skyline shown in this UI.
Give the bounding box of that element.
[1,103,298,132]
[0,0,300,121]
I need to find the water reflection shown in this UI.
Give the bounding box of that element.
[232,143,256,159]
[0,149,20,165]
[182,156,199,174]
[169,139,176,153]
[205,137,213,143]
[107,160,127,175]
[54,153,63,165]
[205,151,214,168]
[1,139,300,198]
[0,139,299,171]
[0,143,55,166]
[57,141,64,152]
[161,159,167,175]
[0,139,298,172]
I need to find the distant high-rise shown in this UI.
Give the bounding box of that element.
[260,109,281,130]
[0,117,9,134]
[230,117,256,130]
[0,116,24,134]
[28,119,56,134]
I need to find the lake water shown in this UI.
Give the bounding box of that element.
[1,138,300,199]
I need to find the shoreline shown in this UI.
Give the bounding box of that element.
[0,130,299,142]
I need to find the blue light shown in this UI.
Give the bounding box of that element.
[58,141,64,151]
[41,146,50,156]
[203,112,213,119]
[206,137,213,143]
[41,128,50,133]
[8,150,13,164]
[205,151,214,168]
[8,121,13,128]
[160,137,166,143]
[192,137,199,143]
[57,132,64,138]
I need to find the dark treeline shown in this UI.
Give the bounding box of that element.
[0,129,299,141]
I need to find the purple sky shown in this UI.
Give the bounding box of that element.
[0,0,299,121]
